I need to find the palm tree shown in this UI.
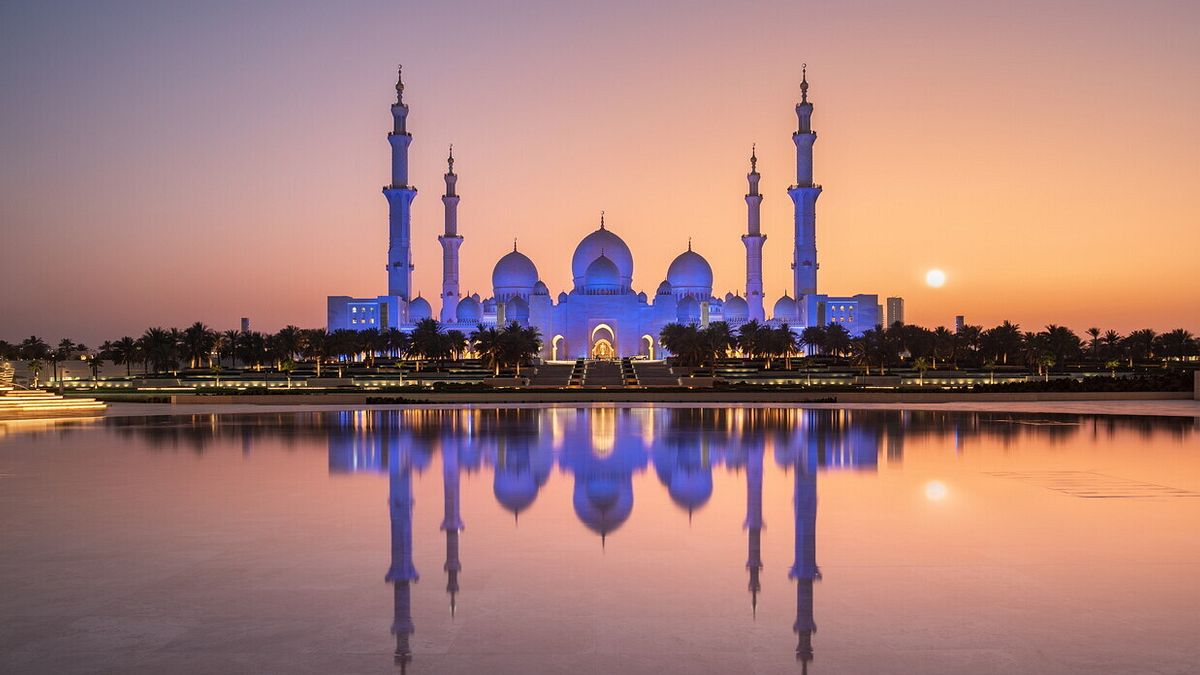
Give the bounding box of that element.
[182,322,217,368]
[1041,325,1081,372]
[27,359,44,388]
[409,319,445,369]
[704,321,735,372]
[50,338,76,388]
[301,328,330,377]
[219,330,241,367]
[1101,330,1123,361]
[931,326,955,369]
[470,325,503,375]
[1085,327,1102,360]
[139,327,174,374]
[498,322,542,376]
[736,320,763,359]
[446,330,468,361]
[1122,329,1157,366]
[981,320,1022,365]
[1155,329,1196,361]
[108,336,138,376]
[824,323,852,359]
[913,356,930,386]
[799,325,827,357]
[274,325,304,366]
[773,324,801,370]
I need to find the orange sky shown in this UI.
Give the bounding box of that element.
[1,1,1198,343]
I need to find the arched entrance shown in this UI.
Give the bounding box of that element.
[641,334,655,359]
[590,324,616,360]
[551,335,566,361]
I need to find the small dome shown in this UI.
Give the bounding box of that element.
[408,296,432,322]
[533,280,550,295]
[583,254,622,293]
[492,248,539,292]
[773,294,797,321]
[677,296,700,323]
[494,470,539,515]
[666,248,713,296]
[637,291,648,303]
[724,292,735,302]
[572,224,634,287]
[557,291,569,304]
[573,477,633,537]
[656,280,673,296]
[668,469,713,512]
[723,295,749,322]
[482,297,497,313]
[455,296,481,324]
[505,296,530,323]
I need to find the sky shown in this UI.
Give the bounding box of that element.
[1,0,1198,344]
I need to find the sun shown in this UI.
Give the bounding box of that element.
[925,269,946,288]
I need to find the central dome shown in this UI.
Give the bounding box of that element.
[571,222,633,288]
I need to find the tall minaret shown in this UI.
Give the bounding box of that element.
[742,145,767,323]
[788,65,822,327]
[385,65,418,309]
[439,146,464,323]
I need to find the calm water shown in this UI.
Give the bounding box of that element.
[2,406,1199,674]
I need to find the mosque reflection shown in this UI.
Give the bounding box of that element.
[94,407,1196,670]
[330,408,890,671]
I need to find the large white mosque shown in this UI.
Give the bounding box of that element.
[327,66,879,359]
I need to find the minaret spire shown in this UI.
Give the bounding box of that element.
[788,64,822,326]
[385,65,417,313]
[439,143,463,323]
[600,210,605,230]
[742,143,767,322]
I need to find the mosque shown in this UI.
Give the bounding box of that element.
[327,66,879,359]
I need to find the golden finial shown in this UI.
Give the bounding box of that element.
[800,63,808,103]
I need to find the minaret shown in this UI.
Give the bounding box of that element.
[385,440,419,667]
[385,65,418,311]
[439,146,464,323]
[788,65,822,327]
[744,443,765,615]
[789,439,820,670]
[742,145,767,322]
[441,442,464,616]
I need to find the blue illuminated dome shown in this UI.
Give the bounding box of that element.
[723,295,748,323]
[492,248,539,297]
[455,295,481,323]
[773,293,797,321]
[676,296,700,324]
[666,248,713,298]
[408,295,432,322]
[504,296,530,323]
[583,254,623,294]
[572,224,633,288]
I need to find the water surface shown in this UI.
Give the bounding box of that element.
[2,407,1198,674]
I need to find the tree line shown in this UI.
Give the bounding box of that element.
[657,320,1197,373]
[0,319,542,384]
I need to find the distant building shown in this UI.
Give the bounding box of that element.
[955,315,965,332]
[326,66,880,356]
[240,317,250,333]
[886,297,905,326]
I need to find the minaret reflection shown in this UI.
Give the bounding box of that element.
[744,438,765,616]
[777,422,820,671]
[384,421,420,669]
[441,440,464,617]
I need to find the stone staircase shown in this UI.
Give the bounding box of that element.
[0,388,106,420]
[631,361,679,386]
[568,359,586,387]
[620,358,639,386]
[582,361,624,387]
[527,363,575,387]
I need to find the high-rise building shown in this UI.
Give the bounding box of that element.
[886,297,905,326]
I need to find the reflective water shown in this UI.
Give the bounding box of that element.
[2,407,1199,674]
